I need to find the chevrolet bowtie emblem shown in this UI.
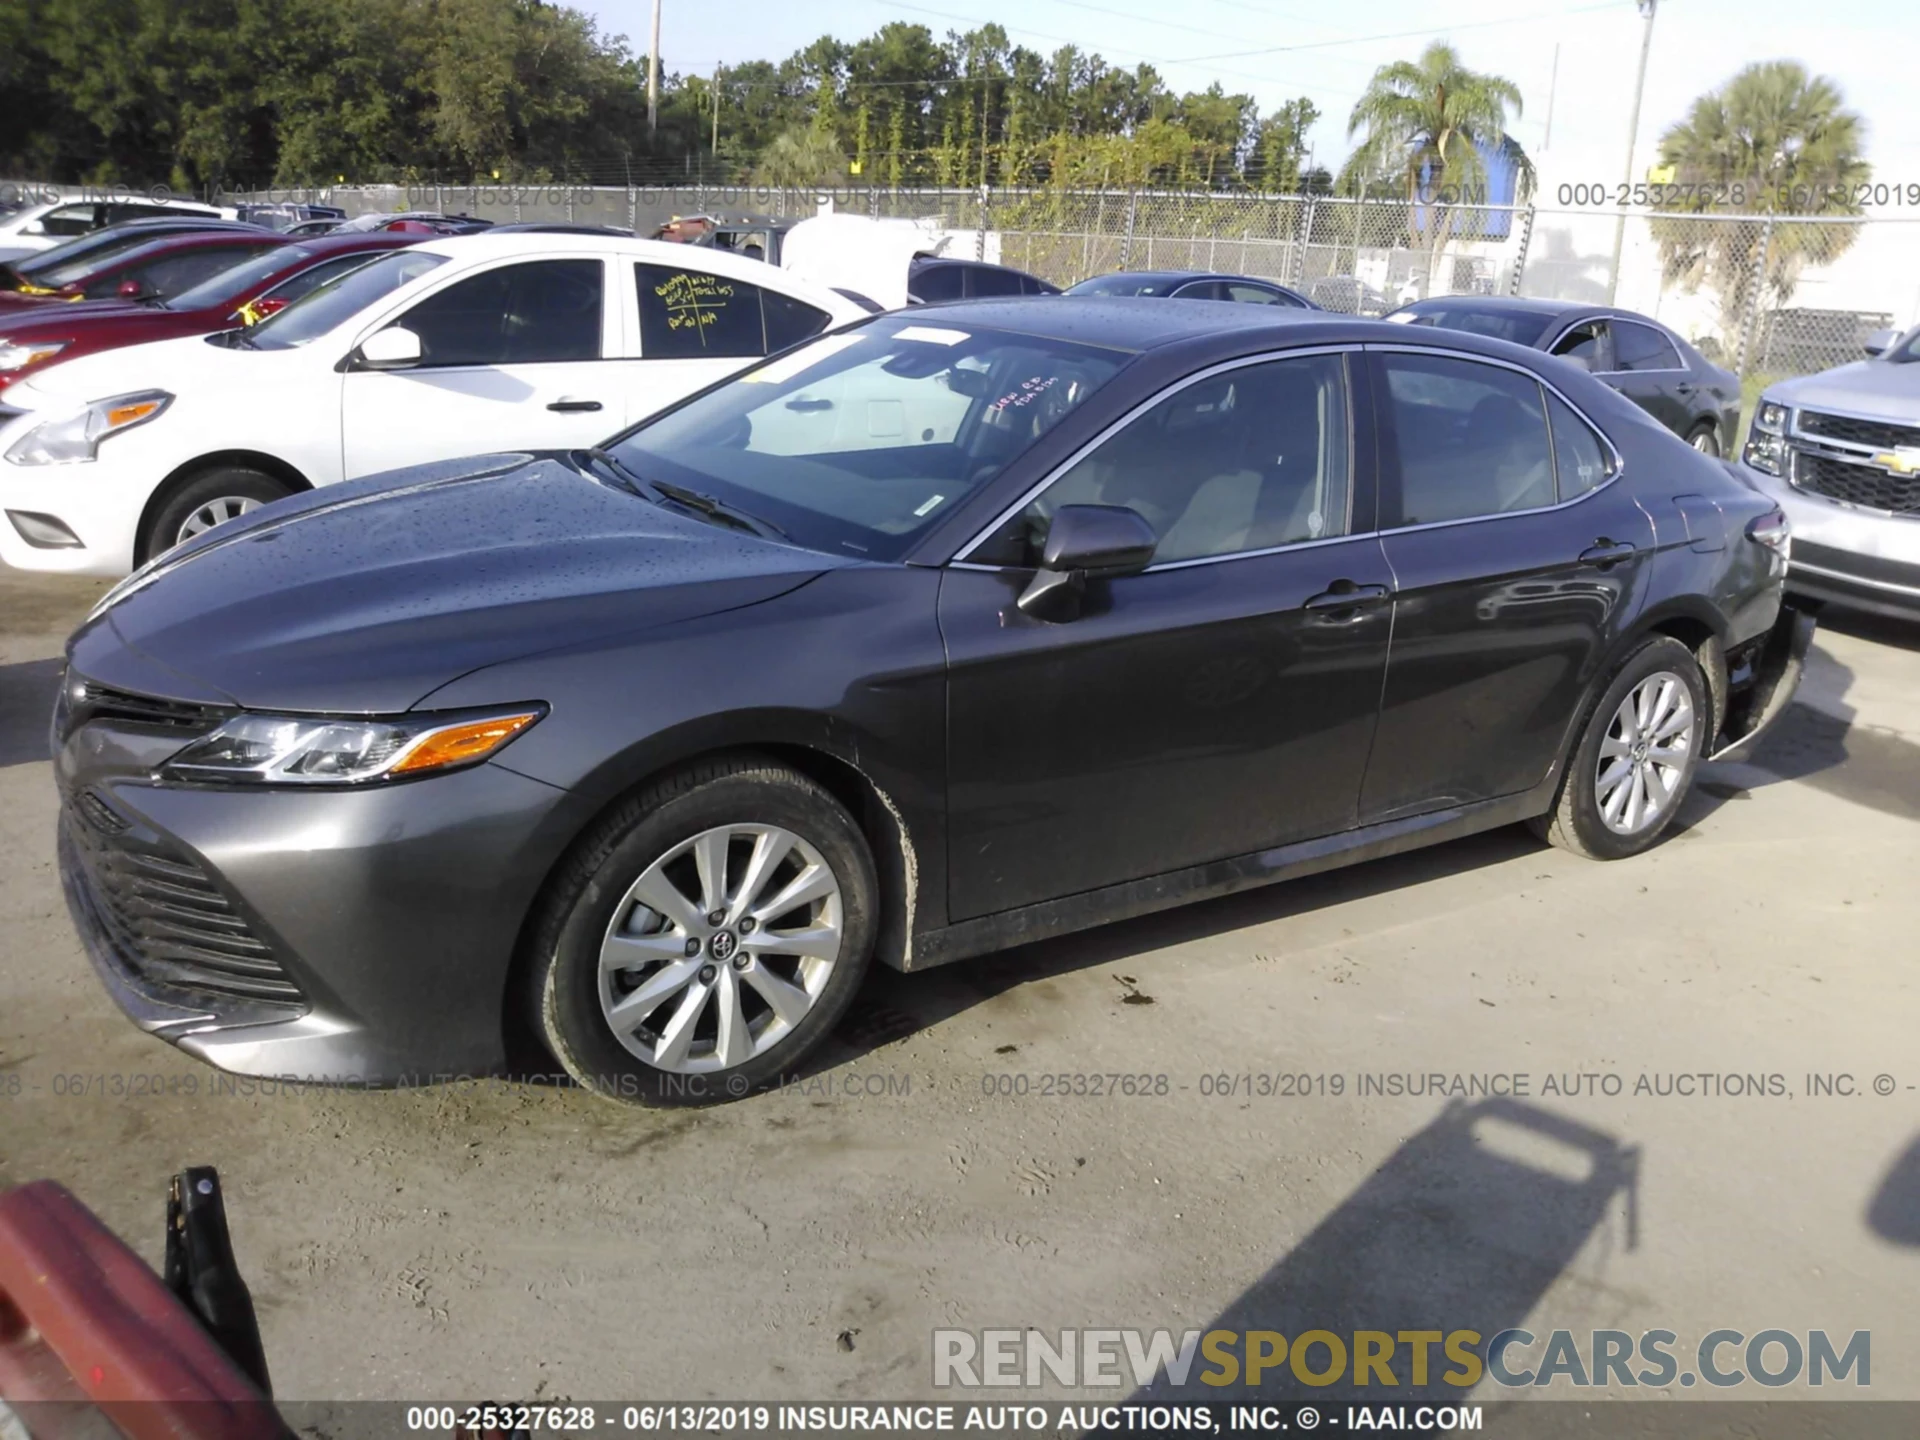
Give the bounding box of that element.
[1871,446,1920,476]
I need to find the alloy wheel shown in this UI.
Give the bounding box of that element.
[177,495,263,542]
[1595,671,1696,835]
[1690,429,1720,456]
[597,823,843,1072]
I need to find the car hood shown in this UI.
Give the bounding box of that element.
[1766,359,1920,420]
[6,330,273,408]
[0,299,190,336]
[69,452,854,714]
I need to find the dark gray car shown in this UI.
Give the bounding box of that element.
[1389,295,1742,456]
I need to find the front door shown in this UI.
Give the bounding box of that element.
[341,256,617,476]
[1598,317,1694,437]
[1359,347,1654,823]
[940,350,1394,922]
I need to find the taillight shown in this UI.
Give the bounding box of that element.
[1747,507,1791,556]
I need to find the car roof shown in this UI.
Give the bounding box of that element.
[898,295,1605,369]
[283,232,422,256]
[65,231,292,269]
[1395,294,1685,326]
[1083,270,1295,286]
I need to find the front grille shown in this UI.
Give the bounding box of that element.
[1798,410,1920,452]
[1792,449,1920,516]
[63,794,304,1007]
[58,674,229,743]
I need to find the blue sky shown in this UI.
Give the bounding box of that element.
[579,0,1920,189]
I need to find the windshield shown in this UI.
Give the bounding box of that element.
[245,249,446,349]
[609,317,1130,560]
[1066,274,1180,297]
[10,227,167,283]
[1884,324,1920,364]
[168,245,310,310]
[1392,303,1554,346]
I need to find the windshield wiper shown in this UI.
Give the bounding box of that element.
[652,478,788,540]
[579,450,786,540]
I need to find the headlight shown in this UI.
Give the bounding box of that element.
[1742,395,1790,476]
[4,389,172,466]
[0,340,68,373]
[161,705,545,785]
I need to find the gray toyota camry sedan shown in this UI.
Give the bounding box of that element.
[53,300,1808,1104]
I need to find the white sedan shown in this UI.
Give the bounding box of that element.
[0,232,871,575]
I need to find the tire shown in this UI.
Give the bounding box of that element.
[1687,421,1721,457]
[529,755,879,1105]
[141,467,294,563]
[1532,636,1708,860]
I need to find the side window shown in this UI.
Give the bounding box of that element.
[1551,321,1605,364]
[1171,281,1225,301]
[762,288,832,352]
[37,204,100,237]
[1547,394,1613,500]
[401,260,602,366]
[909,264,963,303]
[1224,283,1284,306]
[1611,319,1683,372]
[966,266,1024,298]
[634,263,825,360]
[101,246,274,299]
[1381,353,1556,526]
[975,353,1352,567]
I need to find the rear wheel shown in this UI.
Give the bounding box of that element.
[141,467,294,562]
[1533,636,1707,860]
[1687,421,1721,457]
[530,756,878,1105]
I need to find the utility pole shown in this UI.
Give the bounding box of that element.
[1605,0,1657,304]
[712,64,722,158]
[647,0,662,142]
[1543,42,1560,150]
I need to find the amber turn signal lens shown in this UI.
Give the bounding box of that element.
[390,711,541,775]
[105,399,163,428]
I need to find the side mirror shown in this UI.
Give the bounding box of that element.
[1863,327,1899,358]
[117,277,153,300]
[356,326,422,370]
[1017,504,1158,617]
[241,296,289,325]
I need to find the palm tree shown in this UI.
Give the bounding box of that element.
[1651,61,1870,331]
[753,127,848,190]
[1346,42,1535,296]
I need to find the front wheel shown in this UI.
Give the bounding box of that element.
[531,757,878,1105]
[141,467,295,562]
[1533,636,1708,860]
[1687,421,1722,457]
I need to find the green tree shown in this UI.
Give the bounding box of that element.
[1347,40,1534,294]
[1651,60,1871,327]
[752,125,847,188]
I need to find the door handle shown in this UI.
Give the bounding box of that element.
[1304,581,1391,611]
[1579,540,1636,567]
[1673,382,1695,396]
[785,397,833,412]
[546,398,603,413]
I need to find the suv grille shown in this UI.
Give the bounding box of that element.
[1797,410,1920,452]
[1792,450,1920,516]
[63,793,303,1007]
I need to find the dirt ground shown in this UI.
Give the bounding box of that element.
[3,565,1917,1409]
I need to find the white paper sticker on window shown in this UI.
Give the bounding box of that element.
[913,494,947,517]
[893,325,969,346]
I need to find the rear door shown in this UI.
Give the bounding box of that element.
[341,255,616,475]
[940,348,1394,920]
[1359,347,1654,823]
[1600,318,1694,437]
[622,260,835,425]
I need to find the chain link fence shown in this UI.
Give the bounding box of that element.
[233,180,1920,394]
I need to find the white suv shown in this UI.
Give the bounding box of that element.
[0,194,228,263]
[0,233,870,575]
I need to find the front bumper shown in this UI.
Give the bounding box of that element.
[1736,459,1920,619]
[57,749,588,1084]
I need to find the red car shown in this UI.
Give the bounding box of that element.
[0,231,290,311]
[0,233,418,392]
